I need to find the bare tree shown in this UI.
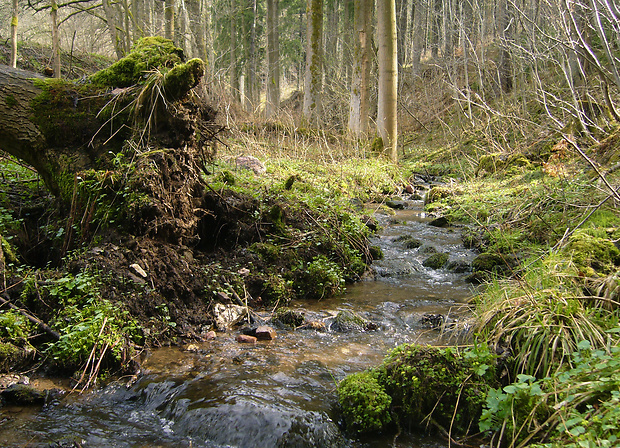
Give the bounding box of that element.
[303,0,324,125]
[377,0,398,161]
[348,0,372,135]
[11,0,18,68]
[265,0,280,118]
[50,0,61,77]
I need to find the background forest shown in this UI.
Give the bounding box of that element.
[5,0,620,156]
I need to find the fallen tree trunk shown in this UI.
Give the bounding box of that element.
[0,37,208,199]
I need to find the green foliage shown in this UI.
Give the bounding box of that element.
[338,371,392,434]
[480,341,620,448]
[47,299,141,370]
[0,310,33,341]
[294,255,345,299]
[260,274,293,305]
[41,272,142,372]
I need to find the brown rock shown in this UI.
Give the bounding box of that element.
[255,326,277,340]
[300,321,327,332]
[203,330,217,340]
[236,334,257,344]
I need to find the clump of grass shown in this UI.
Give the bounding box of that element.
[475,253,617,379]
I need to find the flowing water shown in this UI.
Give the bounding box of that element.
[0,200,478,448]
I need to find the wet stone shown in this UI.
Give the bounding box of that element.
[255,326,277,340]
[429,216,449,227]
[420,313,445,329]
[423,253,449,269]
[1,384,46,405]
[446,260,471,273]
[385,199,407,210]
[236,334,257,344]
[299,321,327,332]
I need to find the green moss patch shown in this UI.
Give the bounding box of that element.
[90,37,185,88]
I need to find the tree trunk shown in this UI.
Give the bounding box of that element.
[50,0,61,78]
[102,0,124,59]
[230,0,240,102]
[348,0,372,136]
[165,0,176,41]
[303,0,324,125]
[498,0,513,93]
[265,0,280,118]
[0,41,206,200]
[377,0,399,162]
[11,0,18,69]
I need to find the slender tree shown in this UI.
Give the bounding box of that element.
[266,0,280,117]
[377,0,398,162]
[165,0,175,40]
[11,0,19,69]
[348,0,372,135]
[303,0,324,125]
[50,0,61,77]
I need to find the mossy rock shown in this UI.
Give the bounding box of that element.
[424,186,455,205]
[1,383,46,405]
[446,260,470,273]
[395,235,423,249]
[564,231,620,276]
[337,371,392,434]
[423,252,449,269]
[272,308,305,328]
[468,252,515,282]
[369,246,384,260]
[471,252,511,273]
[331,310,368,332]
[375,344,496,434]
[0,342,21,372]
[419,245,438,255]
[476,153,532,176]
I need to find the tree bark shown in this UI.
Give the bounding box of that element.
[348,0,372,136]
[50,0,61,78]
[165,0,176,41]
[377,0,399,162]
[11,0,18,69]
[303,0,324,125]
[265,0,280,118]
[102,0,124,59]
[0,47,205,198]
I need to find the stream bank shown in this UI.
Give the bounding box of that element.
[0,200,478,447]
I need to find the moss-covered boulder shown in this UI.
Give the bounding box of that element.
[331,310,369,332]
[475,153,532,176]
[272,308,305,328]
[338,344,497,436]
[469,252,516,282]
[338,371,392,434]
[423,252,449,269]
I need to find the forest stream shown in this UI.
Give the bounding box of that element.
[0,198,478,448]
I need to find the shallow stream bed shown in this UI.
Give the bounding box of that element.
[0,201,478,447]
